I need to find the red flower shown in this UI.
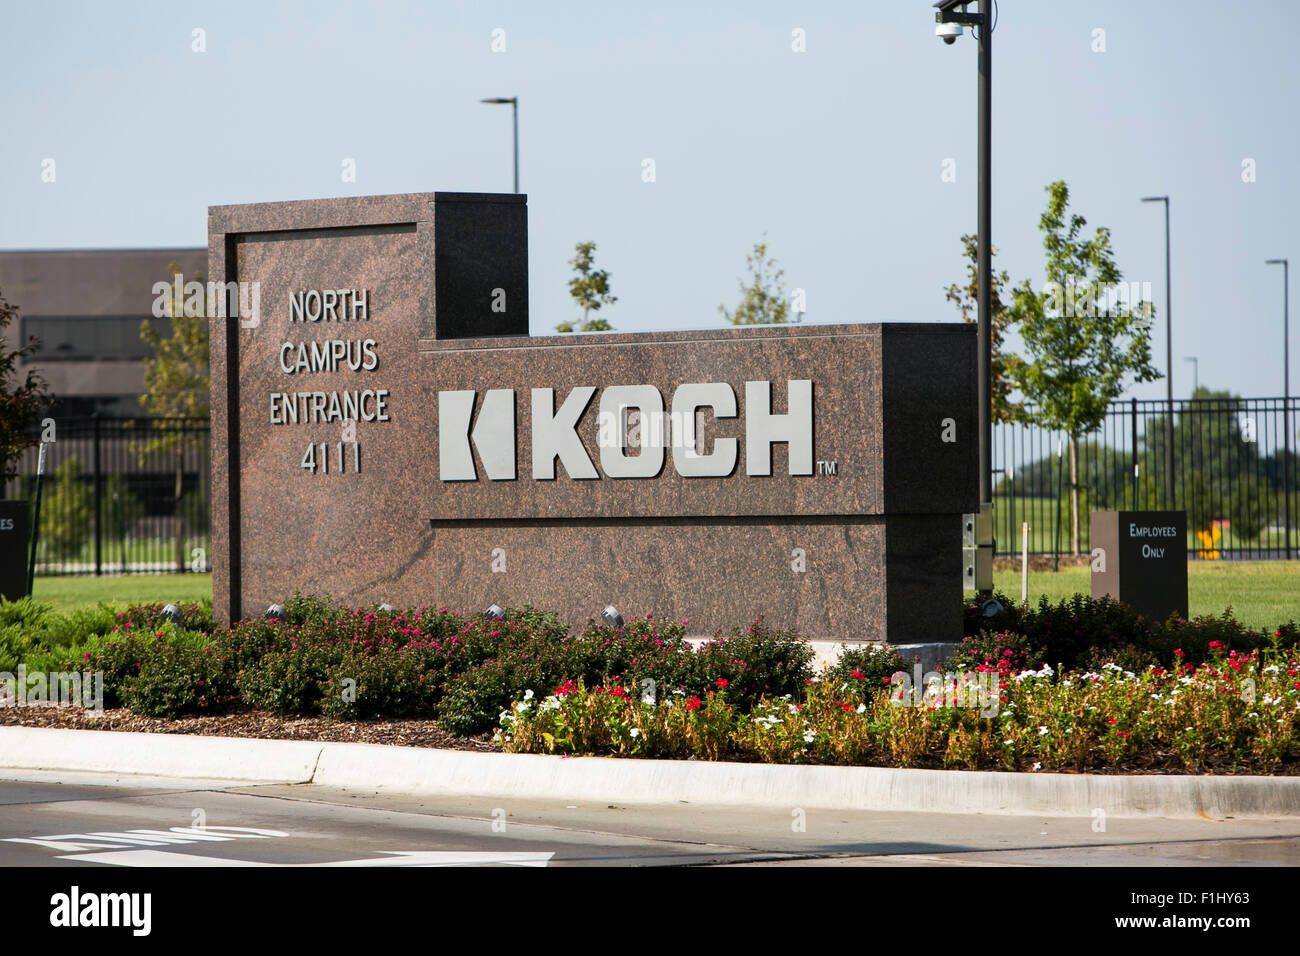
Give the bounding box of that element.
[849,670,865,679]
[1107,718,1118,725]
[685,696,702,710]
[1209,641,1223,649]
[716,678,729,688]
[1115,731,1130,738]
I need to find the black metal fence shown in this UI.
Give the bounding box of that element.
[2,417,210,576]
[993,397,1298,561]
[3,402,1296,574]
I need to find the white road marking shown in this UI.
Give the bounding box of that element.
[6,825,288,852]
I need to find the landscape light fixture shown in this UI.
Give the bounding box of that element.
[479,97,519,193]
[377,603,396,615]
[484,604,506,620]
[266,604,286,621]
[1141,195,1176,506]
[600,606,624,629]
[159,604,183,625]
[935,0,995,591]
[980,597,1005,618]
[1266,257,1292,561]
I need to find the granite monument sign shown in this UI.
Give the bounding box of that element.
[209,192,977,644]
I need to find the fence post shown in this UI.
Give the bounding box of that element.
[1285,396,1293,560]
[93,413,103,577]
[1053,436,1063,572]
[1131,398,1138,510]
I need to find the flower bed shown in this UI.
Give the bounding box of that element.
[4,590,1300,773]
[497,645,1300,774]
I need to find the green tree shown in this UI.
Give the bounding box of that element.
[719,237,797,325]
[40,456,93,561]
[1007,181,1160,555]
[1228,473,1277,542]
[0,286,51,486]
[946,234,1023,424]
[1141,387,1279,542]
[557,241,616,332]
[138,262,209,571]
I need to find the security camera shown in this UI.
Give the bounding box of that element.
[936,22,963,44]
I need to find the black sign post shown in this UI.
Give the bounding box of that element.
[1090,510,1189,623]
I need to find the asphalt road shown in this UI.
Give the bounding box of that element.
[1,769,1299,867]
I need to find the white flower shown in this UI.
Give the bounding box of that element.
[1038,726,1048,736]
[523,689,534,701]
[1003,738,1014,745]
[1263,664,1280,674]
[1032,762,1042,771]
[856,703,867,714]
[803,730,816,743]
[630,727,641,737]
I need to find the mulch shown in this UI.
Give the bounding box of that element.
[0,705,498,752]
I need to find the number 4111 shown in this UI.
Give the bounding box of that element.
[302,442,360,474]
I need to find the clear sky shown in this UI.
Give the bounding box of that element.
[2,1,1296,402]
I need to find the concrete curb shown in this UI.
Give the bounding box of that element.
[2,726,1297,819]
[0,727,322,784]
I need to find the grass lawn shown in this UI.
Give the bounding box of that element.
[24,563,1300,631]
[989,560,1300,630]
[29,573,213,615]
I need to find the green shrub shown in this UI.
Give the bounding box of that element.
[0,598,52,630]
[235,639,337,715]
[947,629,1045,673]
[118,601,214,635]
[825,644,908,705]
[683,618,814,710]
[438,615,813,737]
[321,644,443,720]
[123,640,230,717]
[1081,642,1160,673]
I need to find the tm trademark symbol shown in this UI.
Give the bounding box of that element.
[817,460,837,476]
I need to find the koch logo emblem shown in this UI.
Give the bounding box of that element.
[437,380,813,481]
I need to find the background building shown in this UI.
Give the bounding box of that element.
[0,248,207,416]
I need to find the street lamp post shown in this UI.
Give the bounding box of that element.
[1142,195,1175,507]
[1267,258,1292,560]
[1184,356,1198,396]
[480,97,519,193]
[935,0,994,590]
